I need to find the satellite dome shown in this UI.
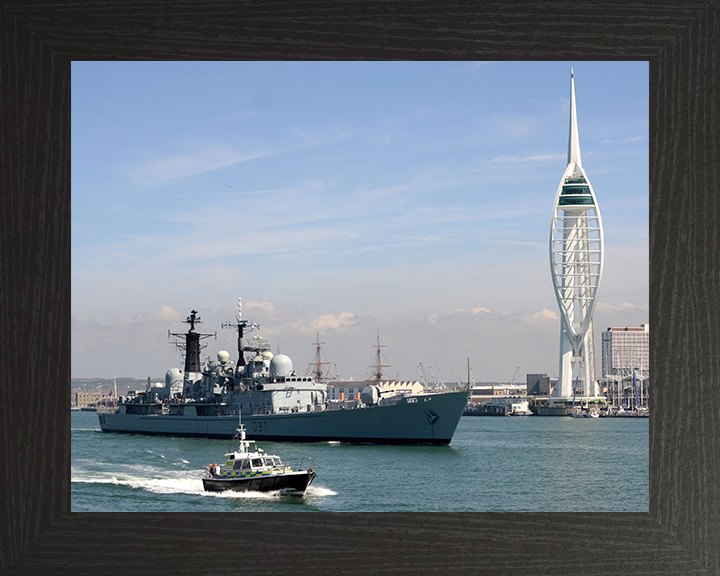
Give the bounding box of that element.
[269,354,293,378]
[262,351,274,360]
[217,350,230,363]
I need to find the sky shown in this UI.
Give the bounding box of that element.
[71,61,649,384]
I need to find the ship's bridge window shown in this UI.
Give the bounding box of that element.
[251,458,263,468]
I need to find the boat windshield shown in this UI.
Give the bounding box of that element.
[251,458,263,468]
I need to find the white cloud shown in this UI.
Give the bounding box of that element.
[129,146,269,185]
[151,305,182,322]
[115,305,183,326]
[521,308,559,325]
[245,301,276,314]
[312,312,356,330]
[468,62,493,72]
[596,301,648,312]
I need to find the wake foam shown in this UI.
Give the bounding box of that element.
[72,471,336,499]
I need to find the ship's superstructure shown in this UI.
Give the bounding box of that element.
[549,70,605,402]
[97,299,470,444]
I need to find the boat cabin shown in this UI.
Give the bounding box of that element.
[213,449,290,478]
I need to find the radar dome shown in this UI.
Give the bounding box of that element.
[262,351,274,360]
[217,350,230,363]
[166,368,183,393]
[166,368,182,385]
[269,354,293,378]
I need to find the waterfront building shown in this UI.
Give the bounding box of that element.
[601,324,649,376]
[468,381,528,403]
[526,373,551,396]
[325,380,423,401]
[549,70,605,403]
[601,324,649,409]
[75,390,109,408]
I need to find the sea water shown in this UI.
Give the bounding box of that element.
[71,410,648,512]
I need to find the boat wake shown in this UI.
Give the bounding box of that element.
[305,485,336,497]
[71,473,204,495]
[72,471,336,499]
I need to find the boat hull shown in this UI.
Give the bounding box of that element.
[202,469,315,496]
[98,390,470,445]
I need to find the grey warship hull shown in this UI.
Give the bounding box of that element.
[98,389,470,445]
[98,305,470,445]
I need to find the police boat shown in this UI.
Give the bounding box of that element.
[202,418,316,496]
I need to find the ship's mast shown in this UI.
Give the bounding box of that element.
[467,358,471,391]
[308,326,336,384]
[373,329,389,385]
[221,298,259,373]
[168,309,215,373]
[315,328,324,381]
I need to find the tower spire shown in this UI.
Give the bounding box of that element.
[549,69,605,404]
[567,68,582,168]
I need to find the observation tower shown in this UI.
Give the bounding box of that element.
[549,70,605,402]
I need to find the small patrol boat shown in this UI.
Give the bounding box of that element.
[202,418,316,496]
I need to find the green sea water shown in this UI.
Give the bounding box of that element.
[71,410,648,512]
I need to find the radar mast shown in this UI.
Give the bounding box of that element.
[168,310,215,374]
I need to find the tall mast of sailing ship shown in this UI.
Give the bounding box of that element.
[373,329,389,386]
[313,327,325,383]
[310,327,337,384]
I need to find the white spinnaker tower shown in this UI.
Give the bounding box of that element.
[549,70,605,400]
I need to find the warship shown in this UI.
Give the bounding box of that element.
[97,300,470,445]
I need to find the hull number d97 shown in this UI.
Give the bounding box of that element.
[252,421,268,432]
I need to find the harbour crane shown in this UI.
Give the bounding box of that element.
[417,363,426,386]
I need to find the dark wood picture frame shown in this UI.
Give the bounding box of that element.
[1,2,717,574]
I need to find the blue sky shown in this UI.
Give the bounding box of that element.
[71,61,649,383]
